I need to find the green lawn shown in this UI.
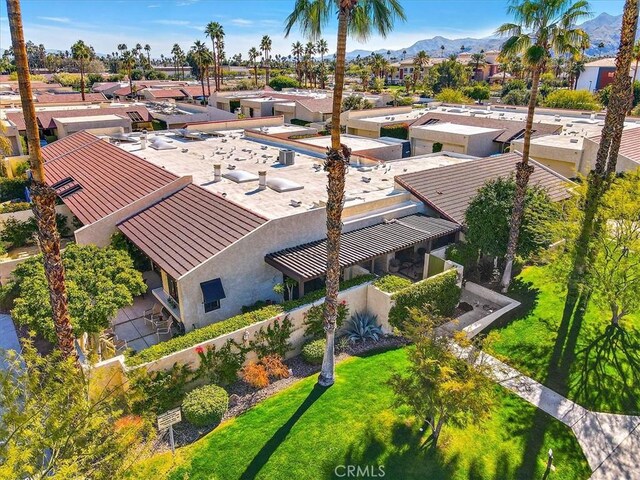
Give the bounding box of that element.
[487,265,640,414]
[132,348,589,480]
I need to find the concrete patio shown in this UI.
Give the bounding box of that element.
[112,271,173,352]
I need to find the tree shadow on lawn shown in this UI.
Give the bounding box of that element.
[572,324,640,413]
[239,384,328,480]
[485,278,541,334]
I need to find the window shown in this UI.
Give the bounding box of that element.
[204,300,220,312]
[167,275,179,304]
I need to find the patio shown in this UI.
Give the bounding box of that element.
[112,271,171,353]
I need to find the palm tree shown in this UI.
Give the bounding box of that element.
[552,55,565,78]
[292,41,304,84]
[285,0,406,387]
[191,41,212,101]
[6,0,76,360]
[121,50,136,100]
[260,35,272,86]
[632,39,640,84]
[205,21,224,90]
[567,0,638,304]
[71,40,91,101]
[317,38,329,88]
[248,47,260,87]
[470,51,486,81]
[144,44,151,68]
[171,43,183,78]
[496,0,591,291]
[304,42,316,87]
[412,50,429,92]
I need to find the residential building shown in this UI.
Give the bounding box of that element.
[575,58,638,92]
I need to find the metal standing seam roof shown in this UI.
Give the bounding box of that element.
[265,214,461,281]
[35,92,108,103]
[6,106,152,131]
[118,184,268,279]
[589,129,640,164]
[409,112,562,143]
[395,153,572,224]
[42,131,178,224]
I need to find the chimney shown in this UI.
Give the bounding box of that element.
[213,164,222,182]
[258,170,267,190]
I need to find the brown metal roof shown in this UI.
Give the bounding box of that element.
[42,131,178,224]
[265,214,461,281]
[6,106,152,131]
[395,153,572,224]
[410,112,562,143]
[144,88,188,99]
[589,128,640,164]
[118,184,268,278]
[35,92,108,103]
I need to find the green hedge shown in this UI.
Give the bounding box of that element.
[0,202,31,214]
[388,270,460,330]
[380,123,409,140]
[373,274,412,293]
[126,274,375,367]
[290,118,311,127]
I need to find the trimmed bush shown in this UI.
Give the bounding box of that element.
[0,202,31,214]
[182,385,229,427]
[543,89,601,111]
[301,338,326,365]
[269,75,300,91]
[380,123,409,140]
[435,88,471,104]
[388,270,461,331]
[0,178,28,202]
[374,274,412,293]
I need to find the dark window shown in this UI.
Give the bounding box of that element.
[204,300,220,312]
[127,111,144,122]
[167,274,179,304]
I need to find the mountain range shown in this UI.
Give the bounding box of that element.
[345,12,639,60]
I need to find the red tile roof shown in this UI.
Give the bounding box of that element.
[118,184,267,278]
[180,86,208,97]
[42,131,178,224]
[6,106,152,131]
[395,153,572,224]
[144,88,188,99]
[36,92,108,103]
[589,128,640,164]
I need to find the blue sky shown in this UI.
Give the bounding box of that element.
[0,0,627,58]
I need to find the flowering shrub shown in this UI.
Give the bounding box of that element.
[195,340,245,386]
[241,361,270,389]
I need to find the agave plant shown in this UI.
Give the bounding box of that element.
[345,311,383,344]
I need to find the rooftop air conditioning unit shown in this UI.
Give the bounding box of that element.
[279,149,295,166]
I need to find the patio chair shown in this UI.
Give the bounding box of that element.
[144,304,163,326]
[155,319,172,341]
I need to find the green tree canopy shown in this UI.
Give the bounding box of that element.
[0,341,154,479]
[464,176,560,259]
[6,244,146,342]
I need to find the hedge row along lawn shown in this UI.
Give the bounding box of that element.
[130,348,590,480]
[125,275,375,367]
[487,265,640,414]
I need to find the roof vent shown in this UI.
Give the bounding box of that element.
[290,199,302,207]
[222,169,259,183]
[268,178,304,193]
[570,138,579,143]
[279,149,295,166]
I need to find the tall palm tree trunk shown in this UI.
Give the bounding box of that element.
[500,65,541,291]
[218,46,224,87]
[633,57,639,83]
[319,9,349,388]
[200,68,206,100]
[567,0,638,301]
[79,61,86,101]
[210,40,218,91]
[7,0,76,360]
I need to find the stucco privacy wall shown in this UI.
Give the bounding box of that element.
[184,115,284,133]
[74,176,192,248]
[143,281,371,373]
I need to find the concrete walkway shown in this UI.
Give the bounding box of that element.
[477,351,640,479]
[440,284,640,480]
[0,314,21,370]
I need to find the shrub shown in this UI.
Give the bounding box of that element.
[301,338,326,365]
[463,84,490,102]
[501,79,527,97]
[344,311,383,343]
[241,361,270,389]
[195,340,245,385]
[0,217,35,248]
[269,75,300,91]
[281,274,374,311]
[445,242,478,270]
[110,231,151,271]
[374,274,412,293]
[0,178,28,202]
[0,202,31,214]
[250,315,293,358]
[502,89,530,106]
[261,355,290,380]
[435,88,471,104]
[543,89,601,111]
[388,270,461,331]
[127,363,194,416]
[182,385,229,427]
[290,119,311,127]
[303,301,349,338]
[380,123,409,140]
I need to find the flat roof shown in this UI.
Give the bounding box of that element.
[515,134,585,151]
[358,110,429,125]
[120,132,475,219]
[54,114,125,123]
[414,122,502,135]
[297,134,397,151]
